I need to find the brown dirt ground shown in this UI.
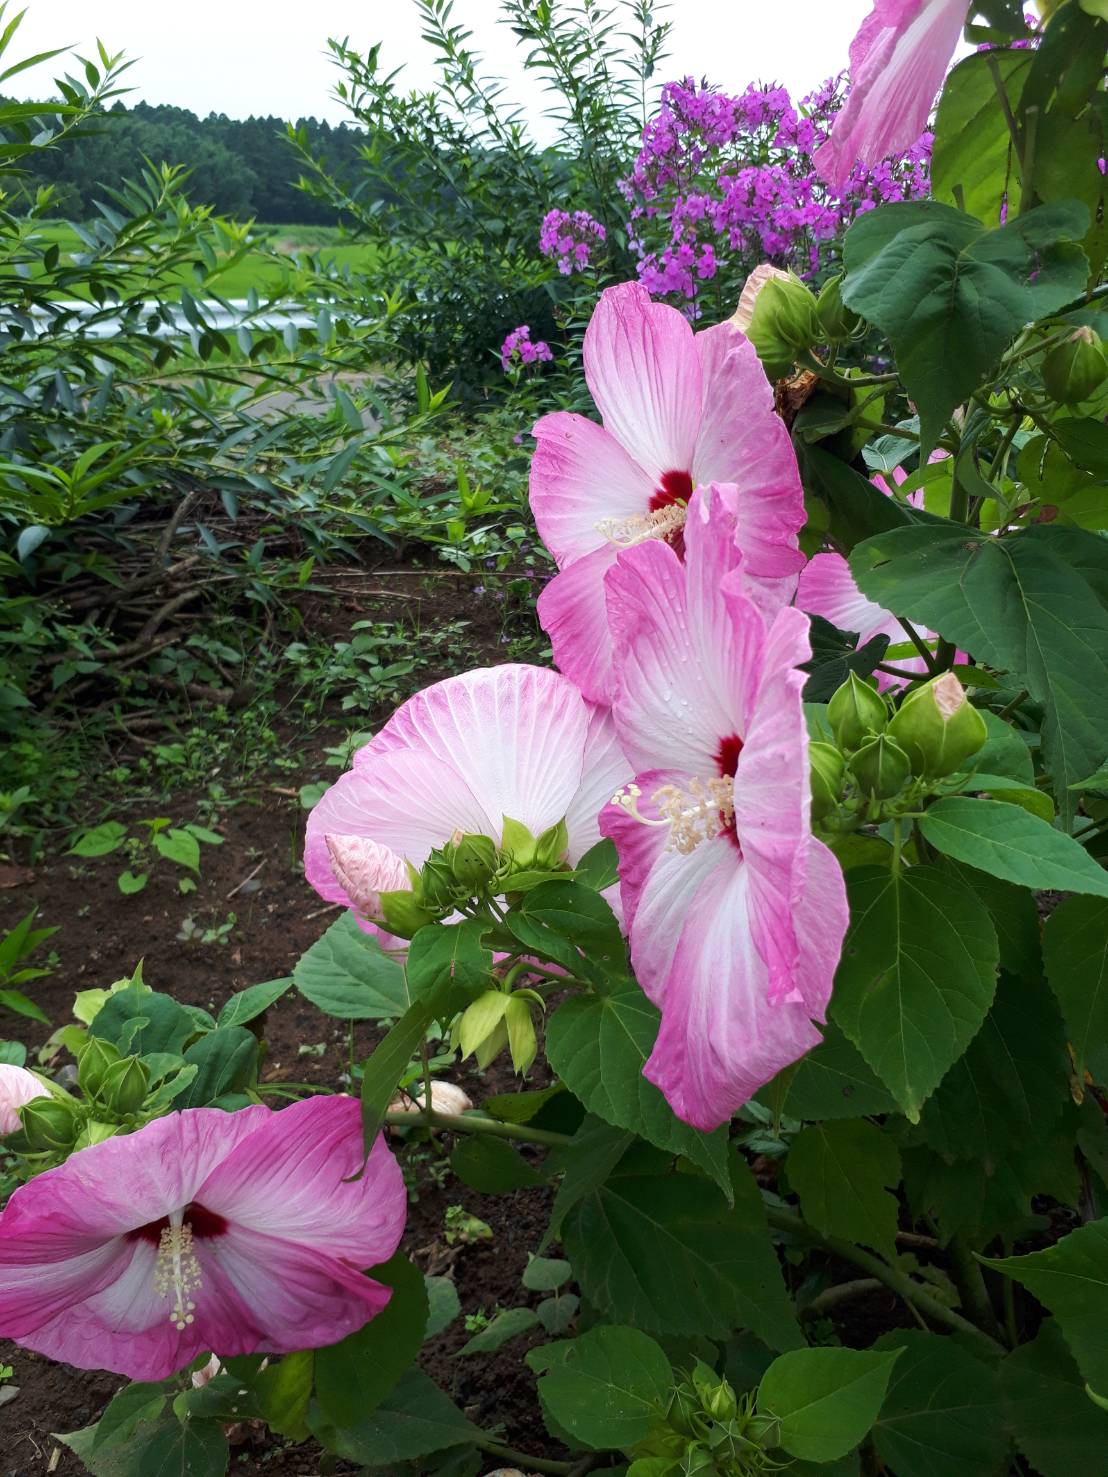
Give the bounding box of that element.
[0,570,562,1475]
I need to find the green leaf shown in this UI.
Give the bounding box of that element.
[69,821,127,857]
[132,1419,229,1477]
[90,985,196,1057]
[973,709,1036,784]
[759,1023,897,1122]
[919,796,1108,897]
[253,1350,313,1440]
[794,439,921,553]
[359,999,435,1149]
[315,1253,428,1427]
[934,858,1041,981]
[152,828,201,874]
[545,982,732,1200]
[918,972,1068,1162]
[931,49,1033,224]
[458,1305,540,1354]
[177,1027,258,1108]
[1043,895,1108,1081]
[294,912,408,1020]
[407,919,492,1009]
[425,1275,461,1338]
[537,1326,673,1450]
[842,199,1089,452]
[523,1255,572,1292]
[538,1291,579,1335]
[504,879,628,988]
[309,1368,479,1464]
[0,988,49,1023]
[574,838,620,891]
[215,977,292,1029]
[1051,418,1108,478]
[870,1331,1008,1477]
[450,1134,542,1192]
[803,614,890,702]
[1003,1319,1108,1476]
[984,1218,1108,1394]
[117,870,147,895]
[787,1120,902,1261]
[830,867,999,1121]
[57,1417,181,1477]
[850,524,1108,817]
[757,1347,901,1463]
[92,1383,167,1452]
[563,1164,802,1350]
[0,1040,26,1065]
[543,1116,637,1249]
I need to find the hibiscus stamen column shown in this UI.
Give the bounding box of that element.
[154,1209,202,1331]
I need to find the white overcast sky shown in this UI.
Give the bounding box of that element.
[12,0,874,134]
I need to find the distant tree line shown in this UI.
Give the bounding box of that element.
[16,100,369,222]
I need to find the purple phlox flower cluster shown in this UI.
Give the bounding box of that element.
[500,324,554,373]
[539,208,607,275]
[977,12,1040,50]
[620,75,931,304]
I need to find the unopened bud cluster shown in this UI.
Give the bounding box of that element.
[814,671,988,826]
[746,268,863,380]
[632,1362,781,1476]
[1041,326,1107,407]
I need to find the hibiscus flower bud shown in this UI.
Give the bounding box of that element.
[533,818,569,870]
[505,994,538,1075]
[77,1036,121,1099]
[849,733,913,800]
[457,991,510,1069]
[1042,327,1108,406]
[887,672,988,778]
[100,1056,150,1116]
[827,672,888,752]
[810,741,846,821]
[445,833,500,890]
[816,275,862,341]
[377,889,437,940]
[21,1095,81,1152]
[747,273,822,379]
[0,1064,50,1136]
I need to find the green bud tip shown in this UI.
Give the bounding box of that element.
[848,733,913,800]
[746,270,822,379]
[21,1095,81,1151]
[100,1056,150,1116]
[77,1036,121,1098]
[887,671,988,779]
[827,671,888,751]
[1042,326,1108,406]
[809,741,846,821]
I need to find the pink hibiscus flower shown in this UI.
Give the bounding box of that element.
[305,665,628,938]
[0,1096,405,1380]
[814,0,968,190]
[530,281,806,704]
[600,486,849,1132]
[0,1063,49,1135]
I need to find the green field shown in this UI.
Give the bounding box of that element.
[32,221,382,299]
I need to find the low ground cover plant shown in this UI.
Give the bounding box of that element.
[1,1,1107,1475]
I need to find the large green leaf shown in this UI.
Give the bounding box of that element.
[537,1325,673,1449]
[314,1254,428,1427]
[132,1419,230,1477]
[984,1218,1108,1396]
[543,1116,637,1249]
[757,1347,901,1464]
[562,1162,801,1351]
[934,857,1041,981]
[794,439,922,553]
[450,1134,542,1192]
[405,919,492,1007]
[851,523,1108,817]
[918,972,1068,1163]
[310,1368,479,1464]
[545,983,731,1199]
[1043,895,1108,1081]
[503,879,628,988]
[177,1026,258,1108]
[1001,1320,1108,1477]
[842,199,1089,452]
[919,796,1108,897]
[358,998,435,1149]
[90,985,196,1057]
[787,1120,902,1261]
[831,867,999,1121]
[215,977,291,1029]
[760,1023,898,1121]
[871,1331,1009,1477]
[293,911,408,1019]
[932,48,1032,224]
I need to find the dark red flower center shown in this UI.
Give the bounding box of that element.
[715,734,744,853]
[128,1201,229,1243]
[650,469,693,558]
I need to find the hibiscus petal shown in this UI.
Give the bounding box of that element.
[813,0,966,190]
[538,543,623,705]
[354,666,589,840]
[789,839,849,1019]
[197,1095,406,1269]
[584,282,703,484]
[796,552,933,690]
[563,704,631,865]
[529,411,655,567]
[643,854,824,1131]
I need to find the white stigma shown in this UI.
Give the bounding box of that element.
[612,778,734,855]
[153,1209,202,1331]
[596,503,686,548]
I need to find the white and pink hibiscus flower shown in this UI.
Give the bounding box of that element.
[0,1096,405,1380]
[529,281,806,704]
[600,486,849,1132]
[814,0,968,190]
[0,1063,49,1135]
[305,664,629,938]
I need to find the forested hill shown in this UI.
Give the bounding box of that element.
[17,101,367,222]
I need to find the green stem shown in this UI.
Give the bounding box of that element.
[996,689,1028,724]
[764,1206,1007,1356]
[949,1235,1005,1344]
[897,619,940,674]
[386,1107,573,1148]
[985,53,1023,160]
[476,1437,578,1476]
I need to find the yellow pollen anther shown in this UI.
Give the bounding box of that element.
[596,503,687,547]
[612,777,734,854]
[153,1216,202,1331]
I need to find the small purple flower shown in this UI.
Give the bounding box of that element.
[539,208,607,275]
[500,325,554,373]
